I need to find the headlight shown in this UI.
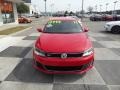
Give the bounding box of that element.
[34,47,46,57]
[83,48,94,57]
[106,24,110,27]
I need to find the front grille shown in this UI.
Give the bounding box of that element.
[35,61,93,72]
[45,65,83,71]
[46,52,83,58]
[45,62,92,71]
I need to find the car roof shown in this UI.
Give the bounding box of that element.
[49,17,76,21]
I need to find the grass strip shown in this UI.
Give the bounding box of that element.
[0,26,29,35]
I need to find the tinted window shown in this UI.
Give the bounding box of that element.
[44,20,83,33]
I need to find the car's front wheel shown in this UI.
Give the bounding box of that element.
[111,26,120,34]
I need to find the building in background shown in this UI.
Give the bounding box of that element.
[24,3,36,15]
[24,0,40,15]
[0,0,30,26]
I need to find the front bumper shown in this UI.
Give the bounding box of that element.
[104,25,111,31]
[33,52,94,74]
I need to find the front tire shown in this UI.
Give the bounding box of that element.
[111,26,120,34]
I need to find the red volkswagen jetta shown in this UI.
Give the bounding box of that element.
[33,17,94,74]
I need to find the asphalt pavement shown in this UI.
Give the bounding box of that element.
[0,17,120,90]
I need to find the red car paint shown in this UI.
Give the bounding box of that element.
[36,33,91,52]
[33,17,94,74]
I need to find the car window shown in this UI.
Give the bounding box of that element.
[44,20,83,33]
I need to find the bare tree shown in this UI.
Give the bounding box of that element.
[87,6,93,14]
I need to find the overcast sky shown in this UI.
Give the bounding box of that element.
[31,0,120,12]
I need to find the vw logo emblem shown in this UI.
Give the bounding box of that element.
[61,53,67,59]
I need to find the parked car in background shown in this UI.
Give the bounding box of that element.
[104,21,120,34]
[90,14,102,21]
[18,16,32,23]
[27,14,35,17]
[33,17,94,74]
[102,14,113,21]
[90,14,116,21]
[35,14,39,18]
[113,15,120,21]
[35,13,42,18]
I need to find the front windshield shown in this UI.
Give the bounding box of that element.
[43,20,83,33]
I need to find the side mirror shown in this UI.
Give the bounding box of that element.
[83,27,89,32]
[37,28,43,32]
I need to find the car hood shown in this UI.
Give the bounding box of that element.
[107,21,120,25]
[36,33,91,53]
